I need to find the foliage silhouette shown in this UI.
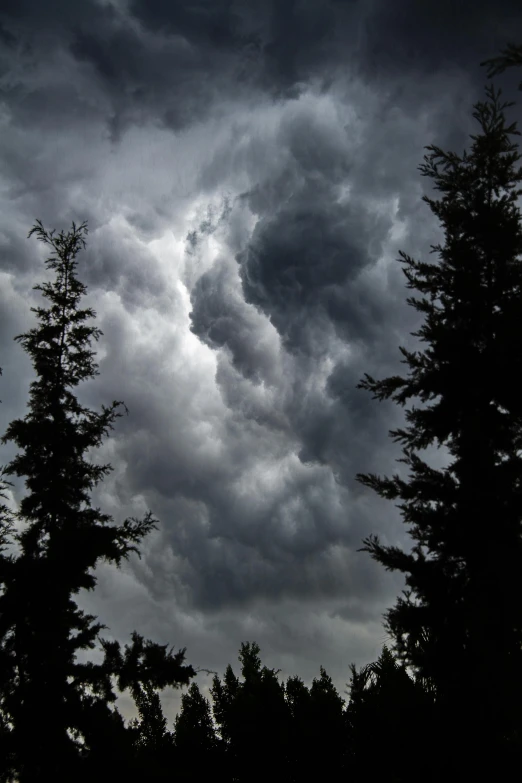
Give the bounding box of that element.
[208,641,350,782]
[174,681,227,781]
[286,664,347,781]
[346,645,434,782]
[0,221,195,781]
[355,79,522,779]
[482,42,522,89]
[211,641,291,782]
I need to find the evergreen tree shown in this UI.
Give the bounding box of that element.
[284,668,347,783]
[209,643,348,783]
[0,221,195,781]
[210,658,241,780]
[126,682,175,781]
[0,468,15,780]
[284,674,311,782]
[355,81,522,779]
[345,645,434,782]
[482,42,522,90]
[210,642,291,783]
[174,682,225,781]
[304,667,347,779]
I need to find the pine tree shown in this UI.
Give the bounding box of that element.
[174,682,224,781]
[0,221,195,781]
[355,82,522,778]
[308,667,346,778]
[284,674,311,782]
[126,682,175,781]
[285,669,347,783]
[482,42,522,90]
[210,642,291,783]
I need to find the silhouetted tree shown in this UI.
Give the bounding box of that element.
[314,668,347,768]
[284,674,311,782]
[124,682,175,781]
[0,221,195,781]
[482,42,522,90]
[211,642,291,783]
[284,667,347,782]
[345,645,434,782]
[355,81,522,779]
[0,468,15,782]
[208,642,350,783]
[174,682,226,781]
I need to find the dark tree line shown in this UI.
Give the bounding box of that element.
[173,639,427,783]
[1,42,522,781]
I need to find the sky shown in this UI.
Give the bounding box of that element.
[1,0,522,724]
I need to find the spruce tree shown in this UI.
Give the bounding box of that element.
[174,682,223,781]
[0,221,195,781]
[210,642,291,783]
[307,667,347,779]
[355,82,522,778]
[285,669,347,783]
[284,674,312,782]
[126,682,175,782]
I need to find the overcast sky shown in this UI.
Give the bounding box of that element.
[1,0,522,724]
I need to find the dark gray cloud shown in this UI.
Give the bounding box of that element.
[128,0,248,47]
[1,0,522,723]
[191,259,279,383]
[238,182,389,353]
[360,0,522,80]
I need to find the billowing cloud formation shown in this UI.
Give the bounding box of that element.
[1,0,522,722]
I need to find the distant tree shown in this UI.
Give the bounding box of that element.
[211,642,291,783]
[209,643,349,783]
[355,80,522,779]
[284,674,311,781]
[210,661,240,762]
[0,221,195,781]
[308,667,347,778]
[345,645,434,782]
[125,683,175,781]
[284,668,347,782]
[131,683,171,754]
[174,682,225,781]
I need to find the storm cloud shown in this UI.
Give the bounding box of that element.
[1,0,522,722]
